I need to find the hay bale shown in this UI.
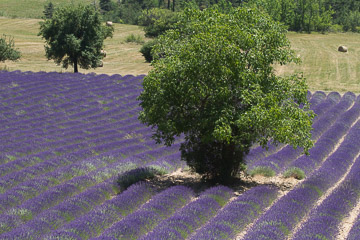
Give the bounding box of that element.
[338,45,348,52]
[106,21,113,26]
[98,60,103,67]
[100,50,106,58]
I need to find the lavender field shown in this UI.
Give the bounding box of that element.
[0,71,360,240]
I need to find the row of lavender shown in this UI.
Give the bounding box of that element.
[247,91,360,177]
[244,90,336,167]
[0,71,185,239]
[1,71,360,239]
[186,90,360,240]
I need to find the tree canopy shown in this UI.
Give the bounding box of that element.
[38,4,114,73]
[0,34,21,63]
[138,5,315,183]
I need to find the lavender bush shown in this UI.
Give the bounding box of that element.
[191,185,279,240]
[95,186,194,239]
[0,71,359,239]
[243,121,360,239]
[292,154,360,239]
[141,186,233,240]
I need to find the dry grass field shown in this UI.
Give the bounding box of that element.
[275,32,360,93]
[0,18,152,76]
[0,17,359,93]
[0,0,94,19]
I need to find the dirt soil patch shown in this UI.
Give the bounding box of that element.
[146,169,302,197]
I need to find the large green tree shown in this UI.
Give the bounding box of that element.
[0,34,21,63]
[38,4,114,73]
[138,5,315,183]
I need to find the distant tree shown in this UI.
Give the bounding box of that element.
[43,2,55,19]
[342,10,360,32]
[139,39,157,62]
[138,5,315,183]
[326,0,360,31]
[38,4,114,73]
[138,8,179,37]
[100,0,113,12]
[0,35,21,62]
[247,0,333,32]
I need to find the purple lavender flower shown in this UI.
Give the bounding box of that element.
[292,154,360,240]
[44,182,156,239]
[191,185,278,240]
[97,186,194,239]
[243,121,360,240]
[142,186,233,240]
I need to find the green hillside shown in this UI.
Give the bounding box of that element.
[0,0,94,19]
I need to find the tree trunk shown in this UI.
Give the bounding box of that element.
[74,59,78,73]
[219,142,236,182]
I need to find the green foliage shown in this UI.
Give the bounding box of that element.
[38,4,114,73]
[0,34,21,62]
[247,0,334,33]
[43,2,55,19]
[116,2,143,25]
[100,0,113,12]
[342,11,360,32]
[138,5,314,183]
[283,167,305,180]
[249,166,276,177]
[138,8,179,37]
[329,0,360,32]
[139,39,157,62]
[328,24,343,32]
[124,33,145,44]
[181,139,247,181]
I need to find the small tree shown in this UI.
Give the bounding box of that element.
[0,34,21,62]
[138,5,315,183]
[38,4,114,73]
[138,8,179,38]
[43,2,55,19]
[139,39,157,62]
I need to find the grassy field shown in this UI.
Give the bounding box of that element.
[275,32,360,93]
[0,0,94,19]
[0,18,152,76]
[0,17,359,93]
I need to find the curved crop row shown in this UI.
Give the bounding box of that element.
[1,71,360,239]
[191,185,279,239]
[292,154,360,239]
[94,185,194,240]
[247,92,354,175]
[142,186,233,240]
[243,121,360,239]
[285,94,360,176]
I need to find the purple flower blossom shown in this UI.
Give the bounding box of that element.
[96,186,194,239]
[191,185,278,240]
[243,121,360,239]
[142,186,233,240]
[292,154,360,239]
